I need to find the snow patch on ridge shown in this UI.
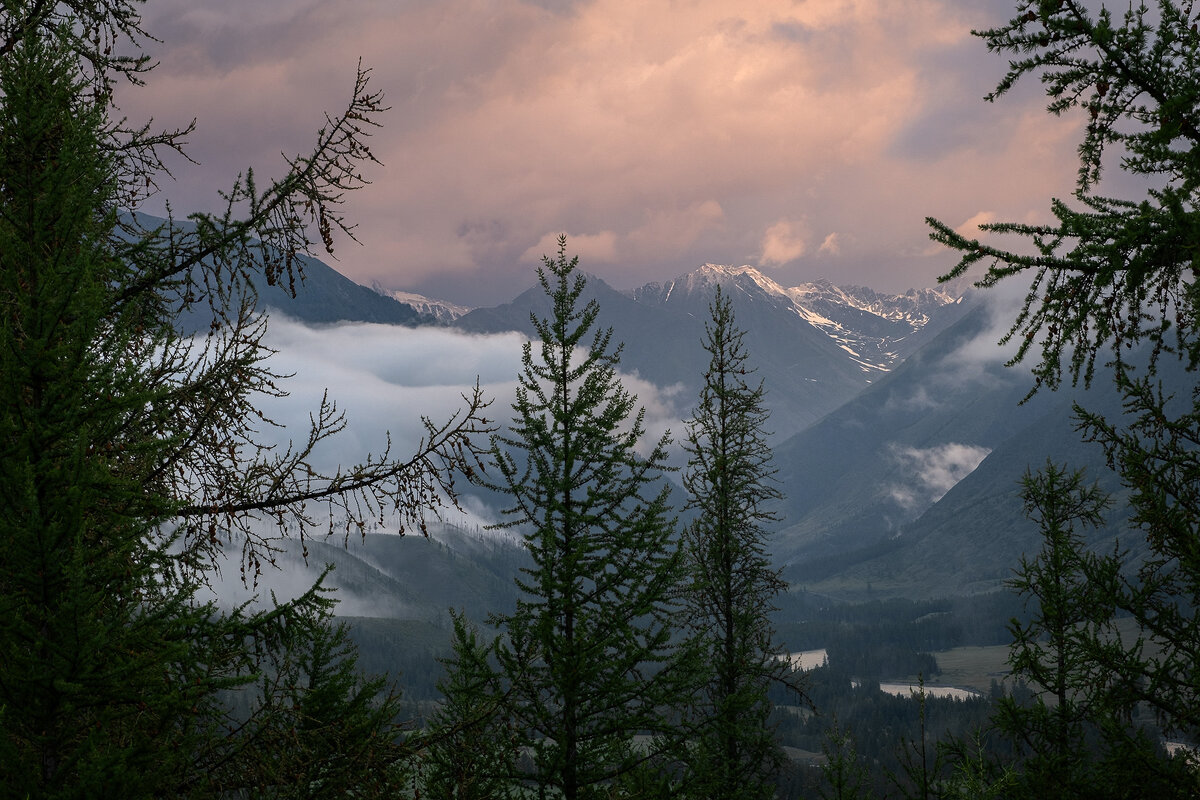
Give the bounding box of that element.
[651,264,959,372]
[370,282,472,323]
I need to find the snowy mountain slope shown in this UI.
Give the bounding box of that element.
[456,272,874,440]
[454,263,967,441]
[371,282,472,324]
[633,264,961,373]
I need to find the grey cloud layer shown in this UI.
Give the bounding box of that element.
[256,316,685,472]
[886,442,992,511]
[258,318,525,472]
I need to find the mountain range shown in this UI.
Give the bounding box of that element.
[369,282,471,324]
[769,302,1135,599]
[262,252,965,429]
[450,264,966,441]
[234,252,1149,614]
[631,265,958,372]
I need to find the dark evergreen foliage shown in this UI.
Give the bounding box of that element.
[679,286,797,799]
[0,31,206,797]
[889,679,946,800]
[818,719,872,800]
[0,3,488,796]
[419,610,517,800]
[230,575,412,797]
[994,463,1114,797]
[927,1,1200,796]
[927,0,1200,394]
[484,238,687,800]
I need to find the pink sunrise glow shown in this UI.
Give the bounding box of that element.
[120,0,1084,305]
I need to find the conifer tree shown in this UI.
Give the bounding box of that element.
[486,238,686,800]
[927,2,1200,795]
[969,463,1192,799]
[818,720,872,800]
[995,463,1112,798]
[0,4,487,796]
[680,286,793,800]
[238,579,411,798]
[0,29,203,797]
[420,611,517,800]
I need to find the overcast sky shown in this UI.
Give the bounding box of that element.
[122,0,1084,306]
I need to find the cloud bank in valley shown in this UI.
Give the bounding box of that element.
[121,0,1084,305]
[258,318,526,475]
[203,314,689,612]
[255,314,688,488]
[886,442,992,511]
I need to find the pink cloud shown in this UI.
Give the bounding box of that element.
[760,219,809,266]
[521,231,618,263]
[120,0,1083,305]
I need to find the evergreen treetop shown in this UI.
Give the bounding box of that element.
[927,0,1200,392]
[485,237,688,800]
[680,286,793,800]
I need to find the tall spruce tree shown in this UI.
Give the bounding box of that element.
[927,1,1200,795]
[485,238,686,800]
[0,4,487,796]
[680,286,792,800]
[999,464,1111,799]
[236,578,412,797]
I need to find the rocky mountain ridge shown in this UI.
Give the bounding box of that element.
[370,282,471,324]
[631,263,961,373]
[453,265,968,441]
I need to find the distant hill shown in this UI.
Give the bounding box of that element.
[133,212,427,329]
[255,253,425,325]
[770,298,1164,600]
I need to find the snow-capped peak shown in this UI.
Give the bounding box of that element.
[639,264,961,374]
[370,282,472,323]
[684,263,787,295]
